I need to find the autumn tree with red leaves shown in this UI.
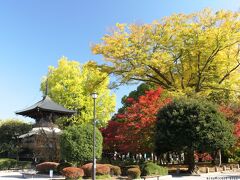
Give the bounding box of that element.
[219,104,240,162]
[101,86,171,154]
[219,105,240,139]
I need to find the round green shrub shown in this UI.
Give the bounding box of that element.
[0,158,17,170]
[105,164,121,176]
[62,167,84,179]
[122,165,140,176]
[141,162,168,176]
[127,167,141,179]
[112,165,121,176]
[57,162,72,174]
[60,124,103,165]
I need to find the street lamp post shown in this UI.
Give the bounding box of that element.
[91,92,98,180]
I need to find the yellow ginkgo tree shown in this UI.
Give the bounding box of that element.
[92,9,240,102]
[41,57,116,127]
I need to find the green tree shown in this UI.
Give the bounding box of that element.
[0,119,32,160]
[155,98,235,172]
[60,124,103,165]
[41,57,116,127]
[117,83,155,114]
[93,9,240,102]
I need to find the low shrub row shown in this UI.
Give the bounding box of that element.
[0,159,167,178]
[0,158,17,170]
[0,158,32,170]
[35,161,167,179]
[35,162,117,179]
[123,162,168,179]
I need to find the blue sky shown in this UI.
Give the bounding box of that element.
[0,0,239,121]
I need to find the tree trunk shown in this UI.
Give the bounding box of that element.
[186,150,197,174]
[211,150,222,166]
[16,151,19,162]
[218,149,222,166]
[166,152,171,164]
[211,151,217,165]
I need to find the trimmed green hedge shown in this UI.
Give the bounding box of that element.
[0,158,17,170]
[105,164,121,176]
[121,165,140,176]
[127,167,141,179]
[141,162,168,176]
[60,124,103,165]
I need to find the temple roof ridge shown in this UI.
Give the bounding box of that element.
[16,95,76,119]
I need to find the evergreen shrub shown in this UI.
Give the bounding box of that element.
[60,124,103,165]
[81,163,110,177]
[36,162,59,173]
[0,158,17,170]
[62,167,84,179]
[141,162,168,176]
[96,164,110,175]
[105,164,121,176]
[122,165,140,176]
[57,162,72,174]
[127,167,141,179]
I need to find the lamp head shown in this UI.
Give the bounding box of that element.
[91,92,98,99]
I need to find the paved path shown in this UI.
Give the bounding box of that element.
[0,171,63,180]
[1,171,240,180]
[172,172,240,180]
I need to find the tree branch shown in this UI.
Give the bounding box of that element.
[169,67,176,87]
[196,52,202,92]
[145,74,171,88]
[219,63,240,84]
[130,77,168,87]
[147,65,173,87]
[219,45,240,84]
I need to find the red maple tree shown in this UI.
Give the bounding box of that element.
[101,87,171,154]
[219,104,240,152]
[219,105,240,137]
